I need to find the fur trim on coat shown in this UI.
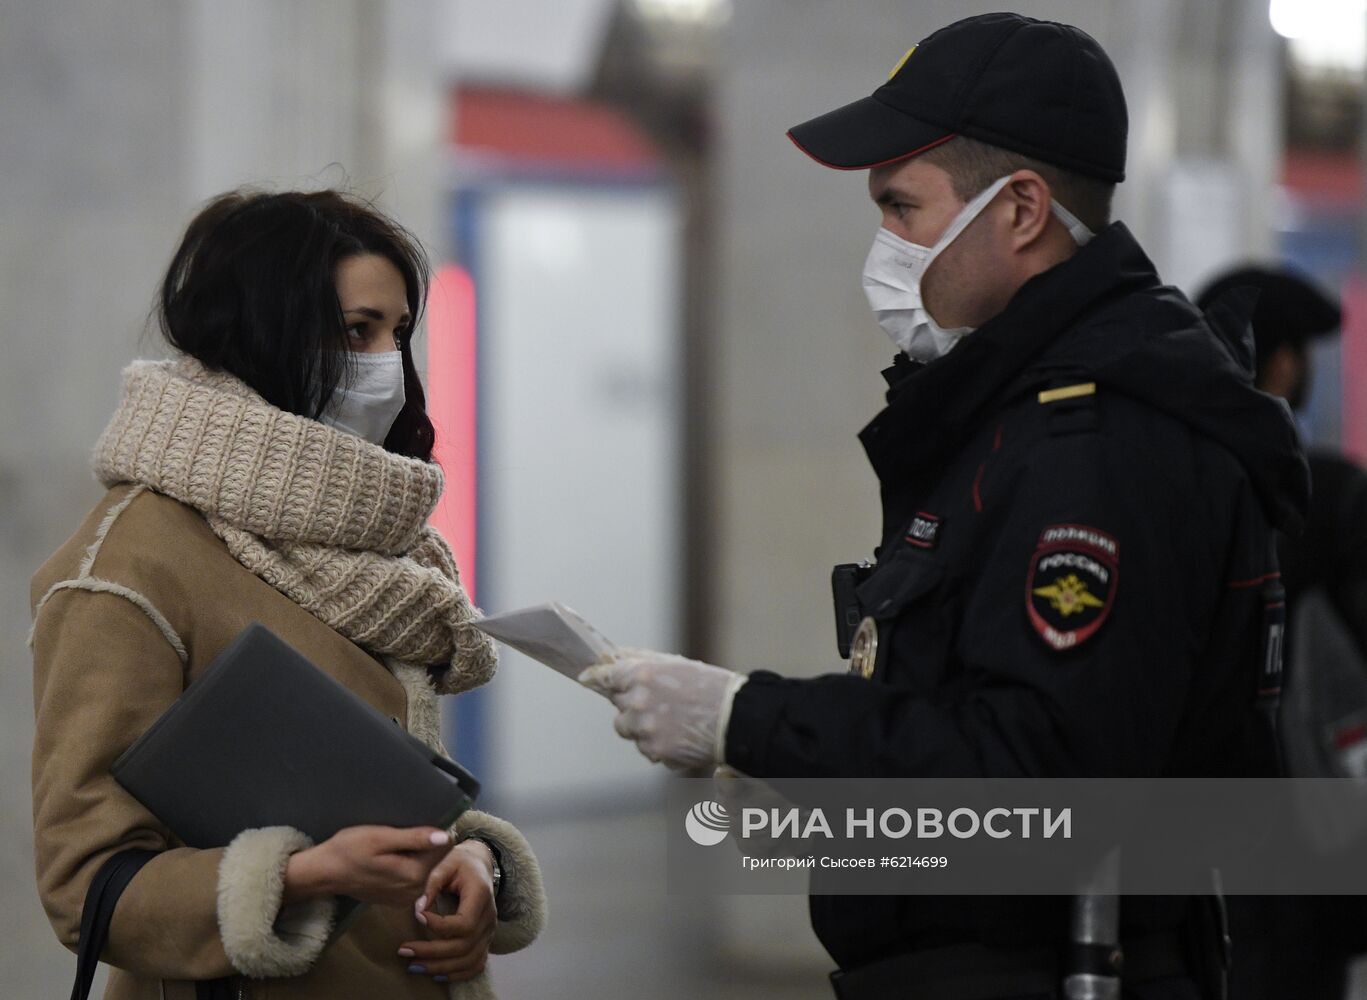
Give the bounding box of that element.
[217,827,336,977]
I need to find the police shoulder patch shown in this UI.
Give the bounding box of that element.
[1025,524,1119,652]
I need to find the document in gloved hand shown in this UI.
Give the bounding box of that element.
[471,602,616,681]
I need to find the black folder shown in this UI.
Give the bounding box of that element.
[112,622,480,851]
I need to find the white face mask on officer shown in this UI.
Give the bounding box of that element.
[861,174,1095,363]
[317,351,407,445]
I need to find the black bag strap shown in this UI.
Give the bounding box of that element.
[72,849,157,1000]
[73,848,236,1000]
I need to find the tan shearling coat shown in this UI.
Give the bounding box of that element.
[31,484,546,1000]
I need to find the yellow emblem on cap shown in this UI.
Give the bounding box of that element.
[888,45,917,80]
[1032,574,1106,618]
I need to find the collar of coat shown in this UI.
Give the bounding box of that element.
[859,222,1158,486]
[858,221,1310,535]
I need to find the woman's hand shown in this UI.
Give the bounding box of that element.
[283,825,452,907]
[398,840,498,982]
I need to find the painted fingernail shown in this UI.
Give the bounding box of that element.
[397,947,415,958]
[407,963,427,975]
[415,912,428,926]
[429,831,451,846]
[434,975,450,983]
[415,895,429,913]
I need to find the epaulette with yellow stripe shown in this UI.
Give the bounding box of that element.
[1038,380,1099,435]
[1038,381,1096,404]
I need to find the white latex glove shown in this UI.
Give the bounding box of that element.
[579,649,747,770]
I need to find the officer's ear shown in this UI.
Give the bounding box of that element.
[1003,170,1053,251]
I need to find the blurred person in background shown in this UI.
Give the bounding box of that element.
[29,190,545,999]
[1196,267,1367,662]
[1195,266,1367,1000]
[583,12,1308,1000]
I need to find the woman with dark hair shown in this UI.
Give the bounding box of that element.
[29,189,546,999]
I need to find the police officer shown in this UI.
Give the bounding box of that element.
[582,13,1309,999]
[1195,267,1367,1000]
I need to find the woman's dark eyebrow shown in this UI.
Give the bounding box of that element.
[343,306,411,323]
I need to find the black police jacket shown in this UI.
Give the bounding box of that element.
[723,222,1310,970]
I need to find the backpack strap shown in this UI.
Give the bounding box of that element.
[1256,535,1287,724]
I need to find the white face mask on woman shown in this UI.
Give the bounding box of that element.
[861,174,1094,363]
[318,351,407,445]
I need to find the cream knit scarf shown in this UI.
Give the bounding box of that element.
[93,356,496,694]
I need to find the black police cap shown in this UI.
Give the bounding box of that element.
[787,12,1128,182]
[1195,265,1342,361]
